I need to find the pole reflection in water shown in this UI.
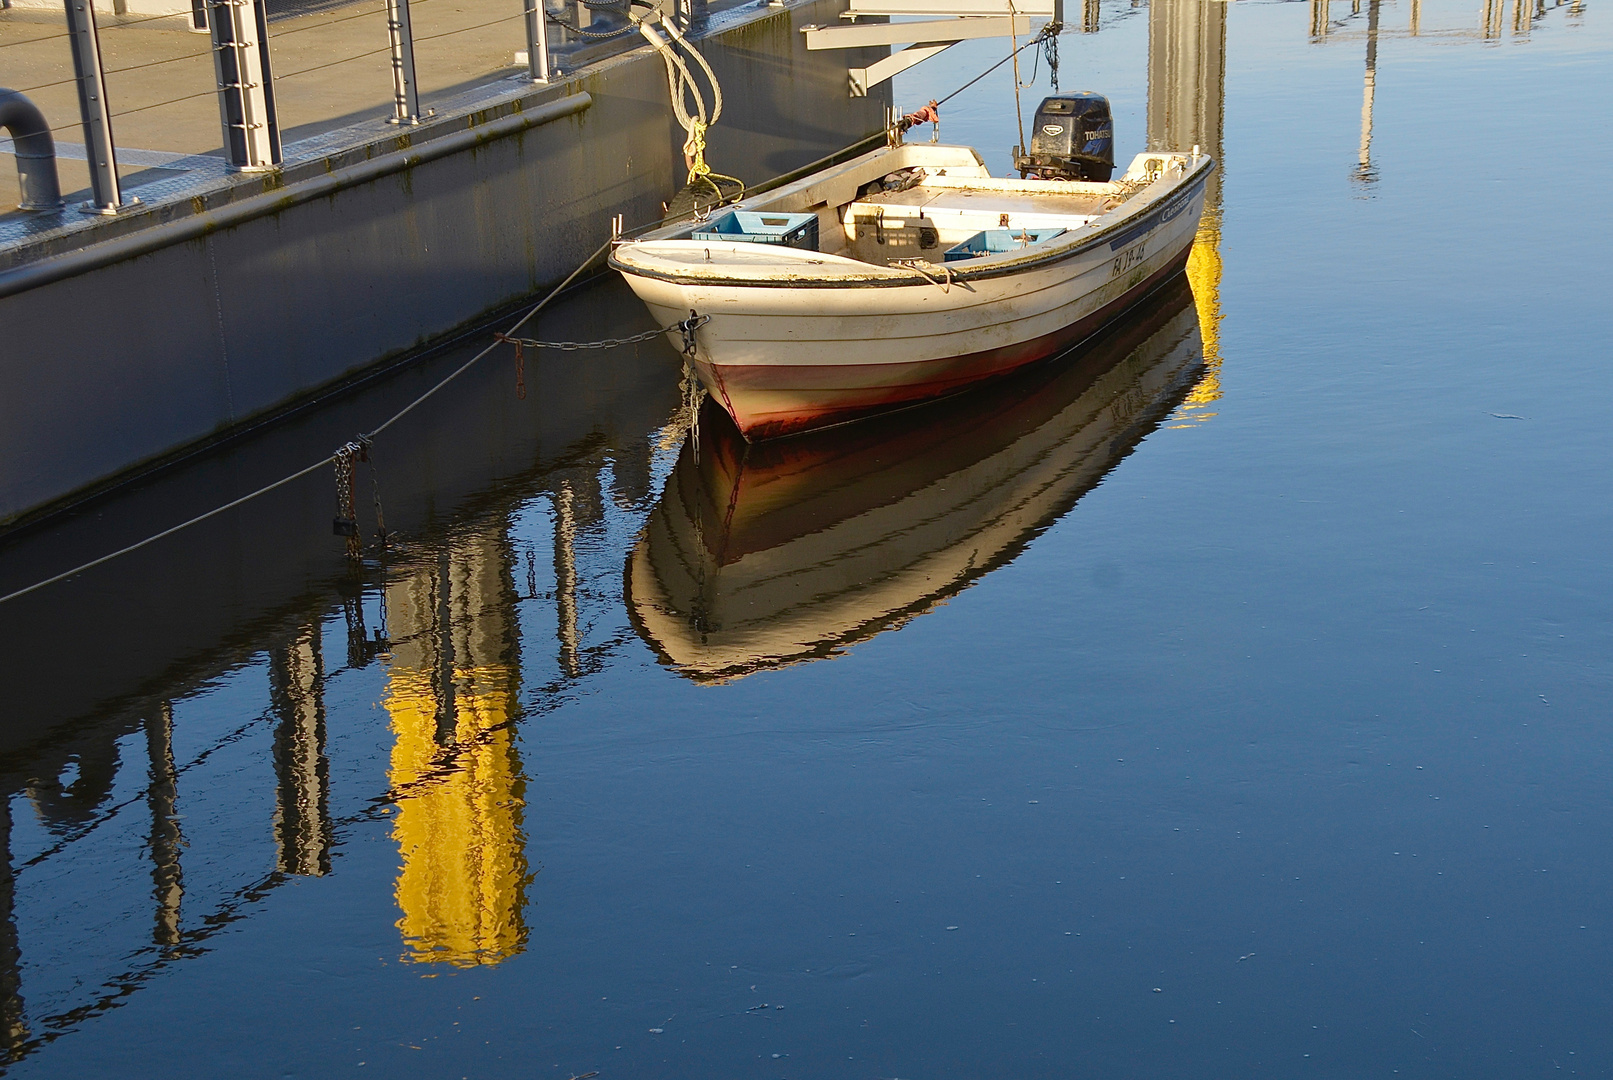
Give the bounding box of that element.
[383,529,530,967]
[1355,0,1382,185]
[629,278,1205,683]
[270,627,332,878]
[0,797,24,1060]
[146,701,185,951]
[1148,0,1226,422]
[554,481,582,679]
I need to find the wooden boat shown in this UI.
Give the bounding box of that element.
[625,278,1205,682]
[610,134,1214,441]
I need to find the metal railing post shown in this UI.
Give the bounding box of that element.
[524,0,552,83]
[386,0,423,123]
[674,0,705,34]
[208,0,281,171]
[62,0,131,213]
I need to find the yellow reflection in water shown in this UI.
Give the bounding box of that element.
[387,664,528,966]
[1175,210,1224,425]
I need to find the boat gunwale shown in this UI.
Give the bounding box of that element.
[609,154,1215,291]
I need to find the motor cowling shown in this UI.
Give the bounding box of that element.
[1015,93,1114,182]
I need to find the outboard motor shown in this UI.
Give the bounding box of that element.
[1015,92,1114,182]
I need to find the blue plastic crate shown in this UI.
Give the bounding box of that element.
[942,227,1067,262]
[691,211,820,251]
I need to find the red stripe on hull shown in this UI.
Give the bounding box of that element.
[706,247,1194,442]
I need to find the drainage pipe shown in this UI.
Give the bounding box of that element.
[0,89,65,211]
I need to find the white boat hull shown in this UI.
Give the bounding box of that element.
[613,143,1212,440]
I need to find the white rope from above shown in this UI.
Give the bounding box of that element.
[635,10,740,198]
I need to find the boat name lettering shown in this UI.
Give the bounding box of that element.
[1110,241,1147,278]
[1107,185,1198,251]
[1157,190,1193,225]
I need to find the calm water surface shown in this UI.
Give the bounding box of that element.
[0,1,1609,1075]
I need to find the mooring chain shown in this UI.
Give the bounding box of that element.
[332,442,363,559]
[361,435,389,546]
[545,12,639,39]
[679,311,707,357]
[680,357,708,464]
[332,437,390,560]
[495,314,707,354]
[512,339,528,399]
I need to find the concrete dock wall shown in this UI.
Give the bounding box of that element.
[0,0,884,529]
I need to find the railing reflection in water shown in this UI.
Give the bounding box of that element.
[384,529,530,967]
[0,440,638,1062]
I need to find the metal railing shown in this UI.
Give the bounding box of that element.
[0,0,765,217]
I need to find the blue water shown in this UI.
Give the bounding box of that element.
[1,0,1610,1075]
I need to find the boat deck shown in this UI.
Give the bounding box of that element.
[834,180,1125,264]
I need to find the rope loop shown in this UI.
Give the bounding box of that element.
[893,259,957,292]
[637,12,744,204]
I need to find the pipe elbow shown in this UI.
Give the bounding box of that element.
[0,88,66,211]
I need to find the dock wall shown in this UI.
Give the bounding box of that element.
[0,0,885,529]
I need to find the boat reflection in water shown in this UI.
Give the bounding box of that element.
[628,277,1206,683]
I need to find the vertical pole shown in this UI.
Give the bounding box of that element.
[251,0,281,156]
[62,0,127,213]
[1410,0,1420,34]
[675,0,705,34]
[524,0,551,83]
[209,0,281,171]
[386,0,422,123]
